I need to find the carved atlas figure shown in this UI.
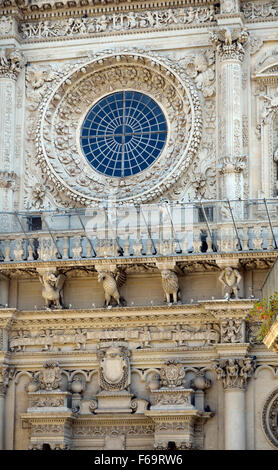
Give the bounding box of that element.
[97,269,126,307]
[218,266,241,300]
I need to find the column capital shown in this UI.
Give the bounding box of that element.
[213,356,256,390]
[0,366,15,397]
[0,48,25,81]
[210,27,249,62]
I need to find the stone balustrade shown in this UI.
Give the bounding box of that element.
[0,220,277,263]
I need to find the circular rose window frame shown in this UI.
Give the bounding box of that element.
[38,52,202,205]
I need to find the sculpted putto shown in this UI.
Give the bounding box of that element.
[97,270,126,307]
[161,270,181,303]
[37,268,66,309]
[218,267,241,300]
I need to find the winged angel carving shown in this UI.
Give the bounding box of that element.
[97,269,127,307]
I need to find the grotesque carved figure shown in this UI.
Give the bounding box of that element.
[161,270,181,303]
[218,267,241,299]
[37,269,66,309]
[97,345,130,391]
[97,270,126,307]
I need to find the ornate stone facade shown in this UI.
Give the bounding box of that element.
[0,0,278,452]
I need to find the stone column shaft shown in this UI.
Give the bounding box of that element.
[0,393,5,450]
[224,388,246,449]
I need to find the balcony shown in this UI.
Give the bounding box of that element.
[0,199,277,266]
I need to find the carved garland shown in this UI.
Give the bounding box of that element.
[35,51,202,205]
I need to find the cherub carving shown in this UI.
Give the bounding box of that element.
[97,269,126,307]
[37,269,66,309]
[161,269,181,303]
[218,267,241,300]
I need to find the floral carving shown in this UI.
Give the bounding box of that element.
[160,360,185,388]
[38,360,61,391]
[0,48,24,80]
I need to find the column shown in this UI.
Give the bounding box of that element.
[210,25,248,206]
[214,356,256,450]
[0,367,10,450]
[0,48,24,228]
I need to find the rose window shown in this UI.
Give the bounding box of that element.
[80,90,168,178]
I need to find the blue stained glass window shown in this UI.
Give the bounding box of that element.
[80,91,167,178]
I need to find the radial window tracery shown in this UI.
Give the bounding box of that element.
[80,91,167,177]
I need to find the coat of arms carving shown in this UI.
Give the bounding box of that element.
[160,360,185,388]
[38,360,61,390]
[97,346,130,391]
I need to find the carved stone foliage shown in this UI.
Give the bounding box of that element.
[210,28,249,62]
[97,345,130,391]
[73,423,154,437]
[262,387,278,448]
[0,366,14,397]
[178,50,216,98]
[160,360,185,388]
[214,357,256,390]
[29,51,202,206]
[19,6,218,40]
[38,360,61,391]
[37,268,66,309]
[0,48,24,80]
[152,389,192,407]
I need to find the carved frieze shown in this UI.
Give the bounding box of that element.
[19,6,218,40]
[221,319,244,343]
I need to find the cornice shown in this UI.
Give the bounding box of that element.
[0,250,276,272]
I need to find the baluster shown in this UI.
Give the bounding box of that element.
[72,236,82,258]
[62,236,69,259]
[85,238,93,258]
[133,238,142,256]
[13,238,24,261]
[123,237,130,257]
[241,227,249,251]
[27,237,34,261]
[146,239,153,255]
[253,227,263,250]
[4,239,11,262]
[266,227,274,250]
[192,230,201,253]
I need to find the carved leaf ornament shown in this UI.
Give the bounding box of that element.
[36,52,202,205]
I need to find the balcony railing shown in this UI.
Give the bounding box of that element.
[0,199,278,262]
